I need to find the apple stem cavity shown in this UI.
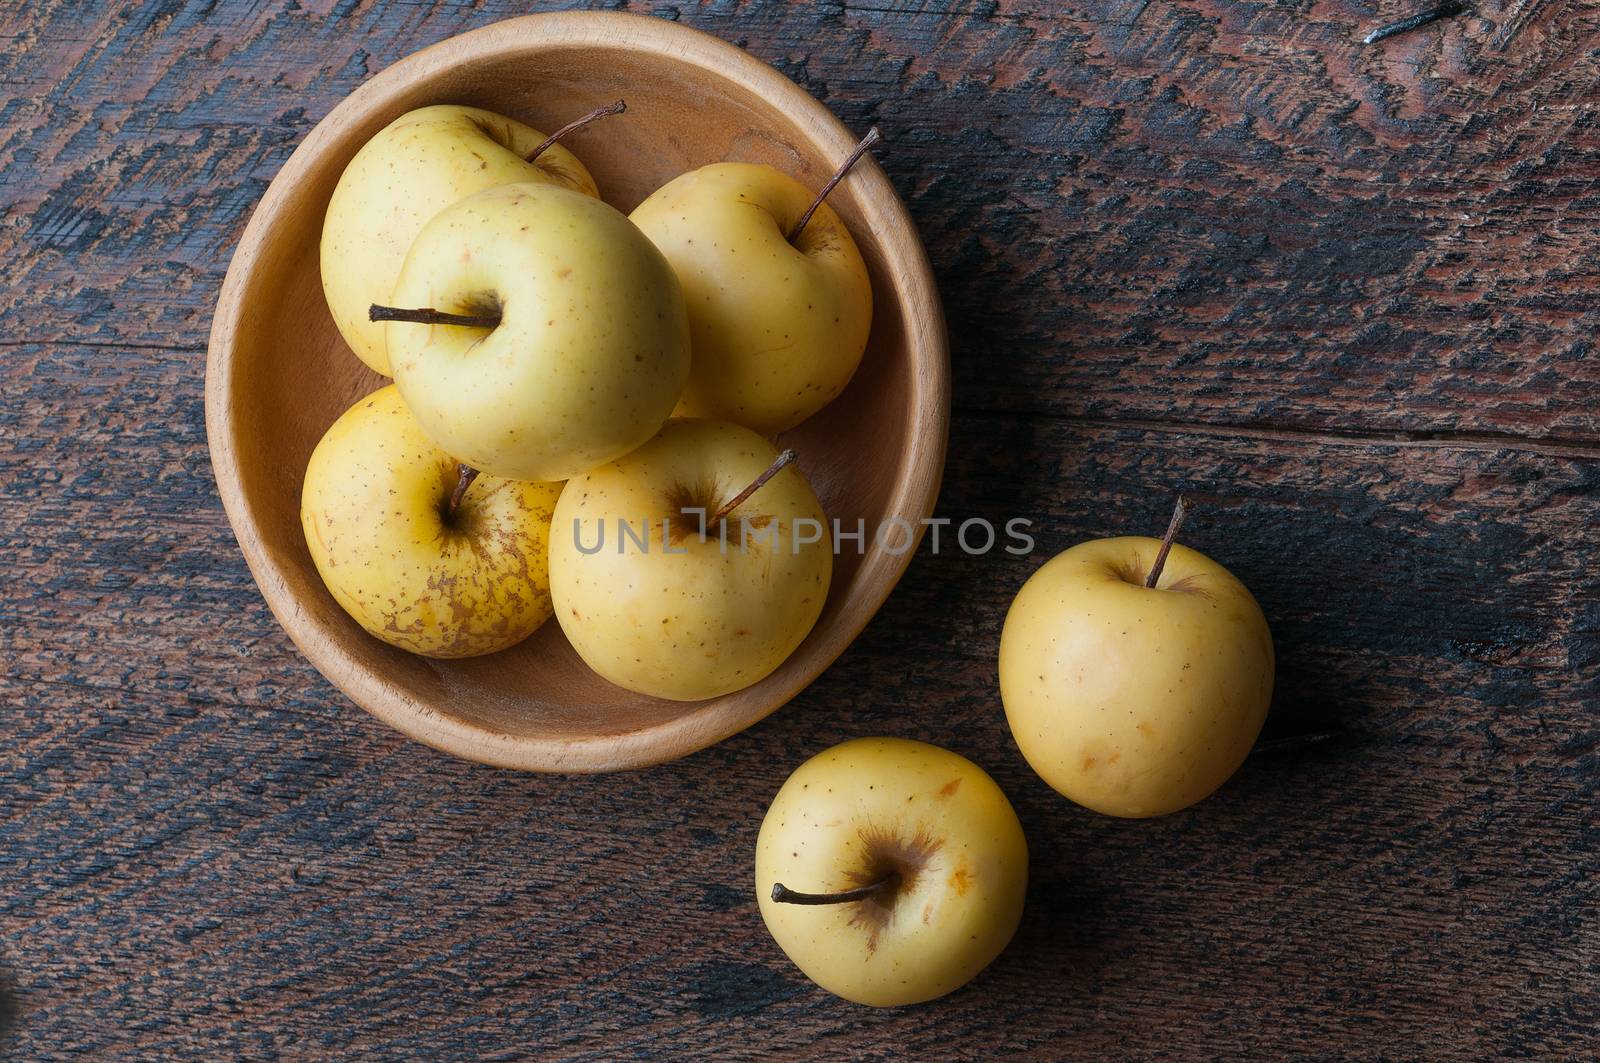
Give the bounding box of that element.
[770,874,900,906]
[369,304,501,329]
[525,99,627,164]
[787,125,882,244]
[447,464,480,520]
[710,449,797,527]
[1145,495,1190,590]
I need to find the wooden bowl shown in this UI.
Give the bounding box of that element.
[205,12,949,772]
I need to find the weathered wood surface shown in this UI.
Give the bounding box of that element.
[2,0,1597,1059]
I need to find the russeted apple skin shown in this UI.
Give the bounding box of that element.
[320,105,599,377]
[299,385,561,658]
[630,162,873,434]
[547,419,831,702]
[999,538,1275,818]
[388,181,691,483]
[755,738,1029,1007]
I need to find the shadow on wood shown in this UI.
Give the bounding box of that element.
[0,963,18,1042]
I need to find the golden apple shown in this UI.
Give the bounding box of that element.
[630,160,872,434]
[383,181,690,483]
[756,737,1028,1007]
[320,103,609,376]
[999,504,1274,817]
[547,419,830,701]
[300,385,560,658]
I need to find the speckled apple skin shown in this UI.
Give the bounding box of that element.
[547,419,831,702]
[300,385,561,659]
[999,538,1275,818]
[387,181,690,483]
[320,105,599,377]
[630,163,873,434]
[755,738,1029,1007]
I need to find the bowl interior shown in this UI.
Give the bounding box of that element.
[212,16,941,769]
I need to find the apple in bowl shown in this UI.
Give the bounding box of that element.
[548,419,832,702]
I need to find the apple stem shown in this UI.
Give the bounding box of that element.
[787,125,882,244]
[447,464,480,519]
[770,874,899,906]
[369,304,501,329]
[710,449,797,526]
[1144,495,1190,589]
[525,99,627,164]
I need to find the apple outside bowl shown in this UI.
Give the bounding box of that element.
[205,12,950,772]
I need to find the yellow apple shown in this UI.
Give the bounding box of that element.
[756,737,1028,1007]
[630,160,872,434]
[382,181,690,483]
[320,104,610,377]
[300,385,560,658]
[998,503,1274,817]
[547,419,830,701]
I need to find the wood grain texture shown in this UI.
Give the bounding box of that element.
[2,0,1598,1059]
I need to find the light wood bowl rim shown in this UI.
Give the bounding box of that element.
[205,11,950,772]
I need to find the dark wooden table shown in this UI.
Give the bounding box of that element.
[4,0,1597,1058]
